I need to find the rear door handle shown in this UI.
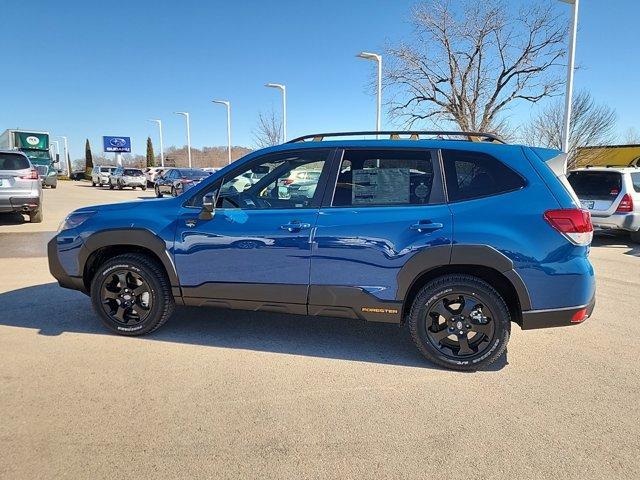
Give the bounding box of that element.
[410,221,444,233]
[280,221,312,232]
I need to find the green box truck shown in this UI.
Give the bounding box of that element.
[0,129,58,188]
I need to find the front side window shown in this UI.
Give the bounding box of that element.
[442,150,525,202]
[332,149,436,207]
[189,149,329,209]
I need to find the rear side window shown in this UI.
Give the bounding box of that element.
[0,153,30,170]
[567,171,622,198]
[332,149,436,207]
[442,150,525,202]
[631,172,640,193]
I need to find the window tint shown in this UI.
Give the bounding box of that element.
[630,172,640,193]
[442,150,525,201]
[188,149,329,209]
[332,150,435,207]
[567,171,622,198]
[123,169,143,176]
[0,153,30,170]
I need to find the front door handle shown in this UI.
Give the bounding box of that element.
[280,221,312,232]
[410,220,444,233]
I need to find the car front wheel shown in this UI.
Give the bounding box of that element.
[407,274,510,371]
[155,186,163,198]
[90,253,175,336]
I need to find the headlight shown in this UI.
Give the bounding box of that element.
[57,210,96,232]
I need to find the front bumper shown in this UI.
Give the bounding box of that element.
[521,295,596,330]
[591,212,640,232]
[47,236,86,292]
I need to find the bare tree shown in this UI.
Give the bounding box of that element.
[253,110,283,148]
[522,90,617,166]
[386,0,567,135]
[623,127,640,144]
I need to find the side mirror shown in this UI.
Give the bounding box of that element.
[199,192,216,220]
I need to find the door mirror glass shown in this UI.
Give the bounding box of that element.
[199,192,216,220]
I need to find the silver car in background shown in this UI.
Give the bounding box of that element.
[0,150,43,223]
[568,167,640,242]
[109,167,147,190]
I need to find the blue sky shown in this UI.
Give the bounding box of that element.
[2,0,638,159]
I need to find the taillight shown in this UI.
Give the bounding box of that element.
[20,169,39,180]
[282,179,294,185]
[616,194,633,213]
[543,208,593,246]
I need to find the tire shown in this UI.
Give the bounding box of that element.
[407,274,510,371]
[155,186,163,198]
[109,183,114,190]
[142,185,147,191]
[91,181,96,187]
[132,186,137,190]
[51,182,57,189]
[630,231,640,244]
[90,253,175,336]
[171,186,176,197]
[118,182,123,190]
[29,209,43,223]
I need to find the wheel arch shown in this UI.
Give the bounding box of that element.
[80,229,181,298]
[398,245,531,326]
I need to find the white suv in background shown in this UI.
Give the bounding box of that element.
[91,166,116,186]
[568,167,640,242]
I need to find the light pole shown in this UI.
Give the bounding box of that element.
[51,140,60,165]
[174,112,192,168]
[59,136,71,175]
[357,51,382,132]
[560,0,579,155]
[212,100,232,164]
[148,119,165,167]
[265,83,286,142]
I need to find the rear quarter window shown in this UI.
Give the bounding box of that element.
[0,153,30,170]
[567,171,622,198]
[441,149,525,202]
[631,172,640,193]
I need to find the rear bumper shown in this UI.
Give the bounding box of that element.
[592,212,640,232]
[47,236,86,292]
[0,195,40,213]
[521,296,596,330]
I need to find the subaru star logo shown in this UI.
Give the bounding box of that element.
[109,137,127,147]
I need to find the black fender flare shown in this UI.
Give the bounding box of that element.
[396,244,532,311]
[79,228,180,290]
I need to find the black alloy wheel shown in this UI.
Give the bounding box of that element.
[424,293,495,358]
[407,274,510,371]
[99,269,153,327]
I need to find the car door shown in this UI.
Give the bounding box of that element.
[174,148,333,312]
[309,148,453,322]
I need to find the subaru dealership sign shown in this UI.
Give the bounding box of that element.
[103,136,131,153]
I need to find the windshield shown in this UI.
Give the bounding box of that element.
[124,169,143,176]
[568,171,622,198]
[23,150,51,162]
[0,153,30,170]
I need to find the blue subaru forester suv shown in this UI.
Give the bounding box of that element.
[48,131,595,370]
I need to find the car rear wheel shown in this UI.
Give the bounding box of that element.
[29,209,43,223]
[630,230,640,244]
[90,253,175,336]
[407,274,510,371]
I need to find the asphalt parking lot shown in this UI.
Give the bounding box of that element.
[0,181,639,480]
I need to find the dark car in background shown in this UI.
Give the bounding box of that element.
[155,168,209,197]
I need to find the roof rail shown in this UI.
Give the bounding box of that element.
[286,130,506,144]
